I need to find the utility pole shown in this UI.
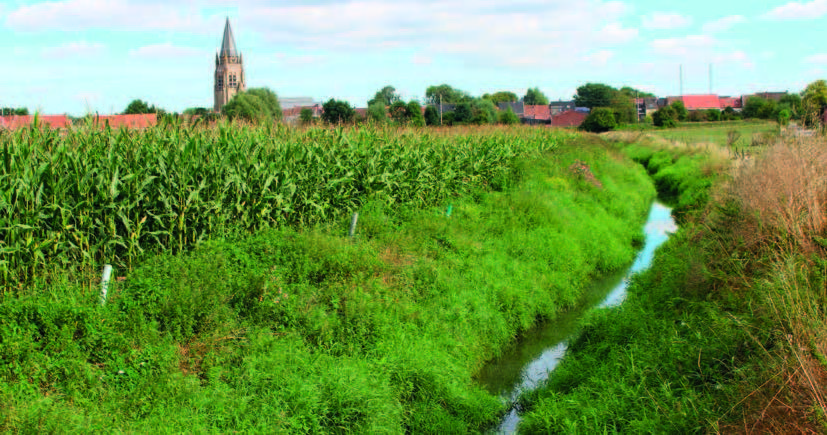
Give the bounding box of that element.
[439,94,443,126]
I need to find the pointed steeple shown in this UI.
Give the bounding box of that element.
[219,17,238,58]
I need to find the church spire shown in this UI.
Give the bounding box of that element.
[219,17,238,58]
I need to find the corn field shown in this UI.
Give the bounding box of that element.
[0,123,567,290]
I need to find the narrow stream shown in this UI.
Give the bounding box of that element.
[476,202,678,433]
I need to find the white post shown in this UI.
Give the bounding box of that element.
[348,212,359,238]
[100,264,113,305]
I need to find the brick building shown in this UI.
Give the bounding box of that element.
[214,18,246,113]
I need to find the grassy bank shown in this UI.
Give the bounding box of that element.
[519,134,827,433]
[0,127,656,433]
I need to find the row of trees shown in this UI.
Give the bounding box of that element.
[1,107,29,116]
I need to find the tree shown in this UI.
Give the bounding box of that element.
[652,106,678,127]
[424,106,439,126]
[498,108,519,125]
[222,88,282,122]
[368,85,401,107]
[321,99,355,124]
[742,96,769,119]
[452,103,472,124]
[1,107,29,116]
[610,92,637,124]
[670,100,688,121]
[706,109,721,122]
[123,99,158,115]
[619,86,656,99]
[778,109,792,126]
[367,101,387,123]
[483,91,519,105]
[722,106,741,121]
[688,110,708,122]
[802,79,827,126]
[407,101,425,127]
[580,107,617,133]
[425,84,471,105]
[183,107,210,116]
[389,101,409,124]
[471,98,497,125]
[523,87,549,105]
[300,108,314,125]
[574,83,617,109]
[246,88,283,120]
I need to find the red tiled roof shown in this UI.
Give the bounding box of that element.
[680,95,722,110]
[524,105,551,120]
[549,110,588,128]
[97,114,157,129]
[0,115,70,130]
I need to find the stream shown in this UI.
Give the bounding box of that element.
[475,201,678,433]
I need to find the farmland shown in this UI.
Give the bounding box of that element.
[0,124,657,432]
[0,124,567,290]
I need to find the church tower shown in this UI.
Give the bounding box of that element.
[214,18,246,113]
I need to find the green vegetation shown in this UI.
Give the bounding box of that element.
[221,88,282,122]
[574,83,637,124]
[0,125,566,290]
[1,107,30,116]
[649,121,778,149]
[483,91,518,105]
[523,87,549,106]
[321,99,355,124]
[581,108,618,133]
[518,134,827,433]
[123,99,163,115]
[498,107,519,125]
[0,125,658,433]
[367,85,401,107]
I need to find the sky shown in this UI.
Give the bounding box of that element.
[1,0,826,116]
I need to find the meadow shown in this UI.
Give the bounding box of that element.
[0,124,658,432]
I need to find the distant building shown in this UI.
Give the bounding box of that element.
[281,98,316,109]
[549,110,587,128]
[497,102,524,117]
[0,115,70,130]
[634,98,658,119]
[549,101,575,115]
[522,105,551,125]
[214,18,246,113]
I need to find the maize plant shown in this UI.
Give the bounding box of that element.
[0,123,568,290]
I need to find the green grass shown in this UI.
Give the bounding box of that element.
[516,138,791,433]
[649,121,778,148]
[0,129,656,433]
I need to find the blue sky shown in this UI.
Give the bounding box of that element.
[1,0,826,116]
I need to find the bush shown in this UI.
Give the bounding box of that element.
[580,107,617,133]
[652,106,678,128]
[499,108,519,125]
[321,99,355,124]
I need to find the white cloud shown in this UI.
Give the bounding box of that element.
[764,0,827,19]
[651,35,715,56]
[240,0,637,68]
[583,50,614,66]
[805,53,827,64]
[702,15,746,33]
[713,51,754,68]
[5,0,218,32]
[412,54,433,65]
[42,41,105,58]
[129,43,204,59]
[596,23,638,44]
[273,53,327,66]
[642,12,692,30]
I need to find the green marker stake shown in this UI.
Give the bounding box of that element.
[446,204,453,217]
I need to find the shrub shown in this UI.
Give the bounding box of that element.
[499,108,519,125]
[652,106,678,128]
[580,107,617,133]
